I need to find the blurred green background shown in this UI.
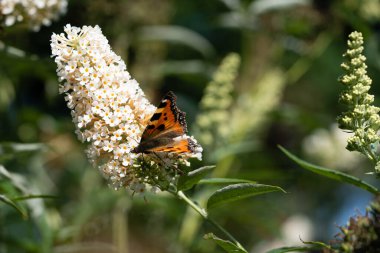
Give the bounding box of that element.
[1,0,380,252]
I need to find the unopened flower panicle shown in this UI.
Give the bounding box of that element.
[51,24,201,193]
[1,0,67,31]
[337,31,380,173]
[193,53,240,149]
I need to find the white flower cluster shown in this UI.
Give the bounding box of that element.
[1,0,67,31]
[51,25,200,193]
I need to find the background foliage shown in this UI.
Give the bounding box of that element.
[1,0,380,252]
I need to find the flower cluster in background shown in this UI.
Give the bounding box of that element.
[51,25,200,193]
[337,31,380,173]
[1,0,67,31]
[229,68,285,142]
[325,196,380,253]
[193,53,240,151]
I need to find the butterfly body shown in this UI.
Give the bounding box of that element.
[132,91,196,154]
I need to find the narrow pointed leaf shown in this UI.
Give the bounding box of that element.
[0,142,45,153]
[207,183,285,210]
[210,140,258,162]
[266,246,321,253]
[137,26,215,58]
[301,240,332,249]
[204,233,248,253]
[198,178,256,185]
[0,194,27,218]
[12,194,57,201]
[157,60,211,76]
[279,146,380,194]
[177,165,215,191]
[0,164,11,177]
[267,240,331,253]
[0,165,28,192]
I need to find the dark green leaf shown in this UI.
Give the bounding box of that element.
[0,165,28,192]
[302,239,331,249]
[279,146,380,194]
[12,195,58,201]
[137,26,216,58]
[0,142,45,153]
[266,240,331,253]
[204,233,248,253]
[198,178,256,185]
[177,165,215,191]
[157,60,212,76]
[0,164,12,179]
[0,194,27,219]
[209,140,259,162]
[266,246,321,253]
[207,183,285,210]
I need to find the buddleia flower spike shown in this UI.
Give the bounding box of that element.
[337,31,380,174]
[51,25,202,194]
[1,0,67,31]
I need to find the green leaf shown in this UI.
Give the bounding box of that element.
[198,178,256,185]
[209,140,259,162]
[0,164,12,178]
[0,194,27,219]
[0,142,45,153]
[207,183,285,210]
[279,146,380,195]
[301,239,332,249]
[0,165,28,192]
[204,233,248,253]
[0,143,46,163]
[266,240,331,253]
[12,194,57,201]
[157,60,212,76]
[266,246,321,253]
[177,165,215,191]
[137,26,216,58]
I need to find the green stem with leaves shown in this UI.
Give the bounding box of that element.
[170,189,247,252]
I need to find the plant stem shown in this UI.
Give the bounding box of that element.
[173,190,247,252]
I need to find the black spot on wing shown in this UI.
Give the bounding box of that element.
[150,113,162,121]
[147,125,155,130]
[158,101,167,109]
[157,124,165,131]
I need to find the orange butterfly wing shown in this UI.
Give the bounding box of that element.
[133,91,195,154]
[149,138,197,153]
[141,91,187,140]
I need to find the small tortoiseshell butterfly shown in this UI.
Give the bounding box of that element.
[132,91,197,154]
